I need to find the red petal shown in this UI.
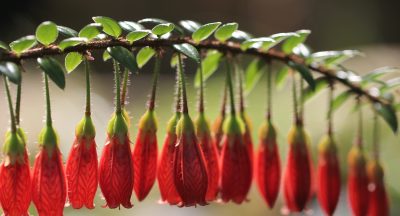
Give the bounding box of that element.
[256,138,281,208]
[368,181,389,216]
[198,132,220,201]
[133,129,158,201]
[32,148,67,215]
[347,150,369,216]
[99,135,134,209]
[173,131,208,207]
[220,134,252,204]
[157,133,181,205]
[317,151,341,215]
[0,150,31,216]
[283,144,312,211]
[66,137,98,209]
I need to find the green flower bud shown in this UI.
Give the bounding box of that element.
[75,115,96,140]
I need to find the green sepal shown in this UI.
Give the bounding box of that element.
[223,114,245,135]
[75,115,96,139]
[176,113,195,136]
[166,112,181,134]
[318,134,337,154]
[259,119,277,142]
[287,124,310,148]
[38,125,59,156]
[3,132,25,164]
[107,112,128,143]
[195,112,211,136]
[138,110,158,132]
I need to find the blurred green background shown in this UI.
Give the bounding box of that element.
[0,0,399,215]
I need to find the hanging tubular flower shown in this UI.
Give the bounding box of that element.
[283,124,313,212]
[367,160,389,216]
[133,110,158,201]
[158,112,182,205]
[32,74,66,216]
[133,57,160,201]
[99,61,134,209]
[0,77,31,216]
[256,120,280,208]
[173,54,208,207]
[347,146,369,216]
[66,60,98,209]
[316,135,340,216]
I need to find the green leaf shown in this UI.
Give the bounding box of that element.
[288,61,315,90]
[92,16,122,38]
[36,21,58,46]
[245,59,266,94]
[282,30,311,54]
[361,66,400,86]
[231,30,252,41]
[57,25,78,37]
[118,21,144,32]
[310,50,362,67]
[136,46,156,68]
[241,37,275,50]
[275,66,290,88]
[58,37,87,51]
[374,103,398,133]
[214,22,238,42]
[37,57,66,89]
[107,46,138,72]
[126,30,151,43]
[293,44,311,58]
[79,23,102,40]
[138,18,183,34]
[65,52,83,73]
[0,41,9,51]
[270,32,299,43]
[192,22,221,43]
[172,43,200,63]
[380,77,400,93]
[9,35,37,54]
[170,53,179,67]
[179,20,201,33]
[151,23,175,36]
[0,62,21,84]
[194,50,222,87]
[331,90,352,112]
[301,77,329,103]
[103,50,111,61]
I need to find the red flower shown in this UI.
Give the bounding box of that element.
[158,113,182,205]
[0,131,31,216]
[173,113,208,207]
[256,120,280,208]
[195,113,220,201]
[367,160,389,216]
[133,110,158,201]
[99,113,134,209]
[283,124,312,212]
[347,146,369,216]
[316,135,340,216]
[220,115,252,204]
[32,126,67,216]
[212,112,225,151]
[66,116,98,209]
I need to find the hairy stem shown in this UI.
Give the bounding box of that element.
[15,78,22,125]
[148,57,161,111]
[3,76,17,133]
[291,71,300,125]
[225,58,236,115]
[44,74,52,126]
[198,63,205,113]
[174,63,182,113]
[356,97,363,149]
[373,112,380,160]
[327,83,334,136]
[177,54,188,114]
[113,60,122,114]
[236,60,245,113]
[266,61,272,120]
[85,60,91,116]
[120,68,130,109]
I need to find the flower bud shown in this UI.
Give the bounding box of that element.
[347,146,369,216]
[0,131,31,216]
[32,126,67,215]
[256,120,280,208]
[195,112,220,201]
[66,116,98,209]
[220,115,252,204]
[283,124,312,212]
[158,113,182,205]
[367,160,389,216]
[173,113,208,207]
[133,110,158,201]
[99,113,134,209]
[316,135,340,216]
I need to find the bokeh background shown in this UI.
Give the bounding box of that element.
[0,0,400,215]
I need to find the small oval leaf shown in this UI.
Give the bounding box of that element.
[301,77,329,103]
[126,30,151,43]
[0,62,21,84]
[192,22,221,43]
[137,46,156,68]
[374,103,398,133]
[57,25,78,37]
[288,61,315,90]
[79,23,102,40]
[9,35,37,54]
[107,46,138,72]
[241,37,275,51]
[118,21,144,32]
[65,52,83,73]
[214,22,238,42]
[179,20,201,33]
[194,50,222,87]
[92,16,122,38]
[37,57,66,89]
[310,50,363,67]
[245,59,266,94]
[103,50,111,61]
[282,30,311,54]
[58,37,88,51]
[151,23,175,36]
[331,90,352,112]
[36,21,59,46]
[138,18,183,34]
[275,66,290,88]
[0,41,10,51]
[172,43,200,63]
